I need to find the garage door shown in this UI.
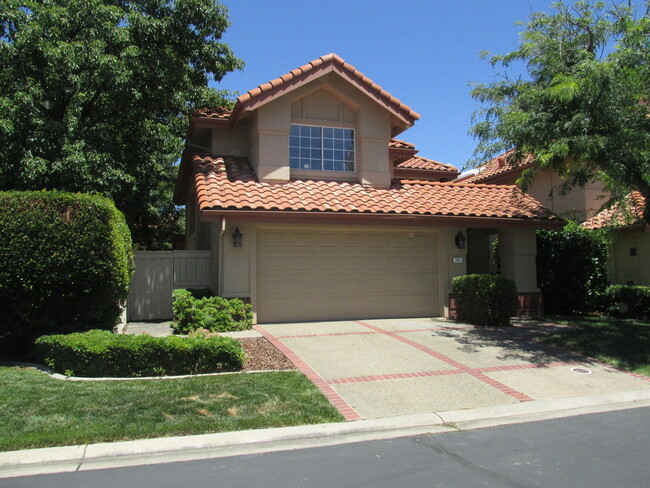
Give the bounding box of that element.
[257,229,439,323]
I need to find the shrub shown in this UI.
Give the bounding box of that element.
[0,191,133,358]
[172,290,253,334]
[34,329,245,377]
[536,221,608,315]
[452,274,516,327]
[601,285,650,320]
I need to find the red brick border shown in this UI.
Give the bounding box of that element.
[254,325,362,421]
[355,321,537,402]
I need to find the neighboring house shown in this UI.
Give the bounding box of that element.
[457,151,608,222]
[457,151,650,286]
[583,192,650,286]
[174,53,563,324]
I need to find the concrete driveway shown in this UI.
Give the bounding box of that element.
[255,318,650,420]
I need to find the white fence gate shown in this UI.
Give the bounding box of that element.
[127,251,212,321]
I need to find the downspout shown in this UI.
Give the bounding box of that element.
[218,217,226,296]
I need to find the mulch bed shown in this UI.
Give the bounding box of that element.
[237,337,296,371]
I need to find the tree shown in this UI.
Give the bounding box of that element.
[0,0,242,248]
[470,1,650,223]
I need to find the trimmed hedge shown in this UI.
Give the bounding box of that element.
[602,285,650,320]
[172,289,252,334]
[536,222,608,315]
[0,191,133,355]
[452,274,516,327]
[34,330,245,377]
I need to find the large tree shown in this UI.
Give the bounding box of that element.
[0,0,242,248]
[470,1,650,223]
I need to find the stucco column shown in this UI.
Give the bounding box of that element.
[498,228,539,292]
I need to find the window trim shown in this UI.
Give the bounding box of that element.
[289,123,356,173]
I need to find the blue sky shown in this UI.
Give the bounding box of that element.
[211,0,555,171]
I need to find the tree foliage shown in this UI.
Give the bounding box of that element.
[0,0,242,248]
[471,1,650,223]
[536,221,609,314]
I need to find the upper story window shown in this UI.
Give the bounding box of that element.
[290,124,355,172]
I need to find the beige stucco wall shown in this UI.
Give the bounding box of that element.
[210,121,249,157]
[608,227,650,286]
[519,170,608,221]
[217,73,394,187]
[498,228,539,292]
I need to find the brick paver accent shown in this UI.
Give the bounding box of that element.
[254,325,362,421]
[257,320,650,419]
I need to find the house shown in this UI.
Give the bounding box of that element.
[456,150,608,222]
[174,53,563,324]
[583,192,650,286]
[457,151,650,286]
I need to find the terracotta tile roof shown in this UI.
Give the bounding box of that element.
[192,155,560,222]
[389,139,416,150]
[193,107,233,120]
[232,53,420,128]
[395,156,458,173]
[582,192,646,229]
[457,151,534,184]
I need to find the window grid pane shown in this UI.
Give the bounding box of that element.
[289,124,354,172]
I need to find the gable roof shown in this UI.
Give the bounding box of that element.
[193,54,420,136]
[582,191,646,230]
[190,155,562,227]
[456,151,534,184]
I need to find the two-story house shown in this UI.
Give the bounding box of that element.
[174,54,563,324]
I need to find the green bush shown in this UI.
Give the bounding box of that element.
[34,330,245,377]
[452,274,516,327]
[536,221,608,315]
[172,289,253,334]
[0,191,133,358]
[602,285,650,320]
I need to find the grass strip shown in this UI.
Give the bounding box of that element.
[0,367,343,452]
[536,316,650,376]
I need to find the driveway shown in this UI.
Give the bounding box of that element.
[255,318,650,420]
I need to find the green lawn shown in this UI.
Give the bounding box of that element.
[536,316,650,376]
[0,367,344,452]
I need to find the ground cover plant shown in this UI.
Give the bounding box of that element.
[536,316,650,376]
[0,367,343,452]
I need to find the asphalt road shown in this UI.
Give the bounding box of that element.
[2,407,649,488]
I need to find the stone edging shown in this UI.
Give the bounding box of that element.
[0,362,293,382]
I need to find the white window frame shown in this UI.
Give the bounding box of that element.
[289,124,355,172]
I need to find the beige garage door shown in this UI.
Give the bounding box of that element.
[257,229,439,323]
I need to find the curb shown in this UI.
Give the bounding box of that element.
[2,389,650,478]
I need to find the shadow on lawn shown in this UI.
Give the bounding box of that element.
[534,316,650,374]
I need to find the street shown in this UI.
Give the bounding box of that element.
[2,406,649,488]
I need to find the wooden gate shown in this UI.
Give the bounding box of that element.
[127,251,211,321]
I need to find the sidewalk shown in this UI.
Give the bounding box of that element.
[2,389,650,479]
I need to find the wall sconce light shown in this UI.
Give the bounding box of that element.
[454,231,466,249]
[232,227,243,248]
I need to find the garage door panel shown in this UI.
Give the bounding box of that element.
[257,230,439,323]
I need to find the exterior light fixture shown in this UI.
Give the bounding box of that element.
[232,227,243,248]
[454,231,466,249]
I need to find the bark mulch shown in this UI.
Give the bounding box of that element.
[237,337,296,371]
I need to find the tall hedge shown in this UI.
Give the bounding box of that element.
[0,191,134,355]
[536,221,608,315]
